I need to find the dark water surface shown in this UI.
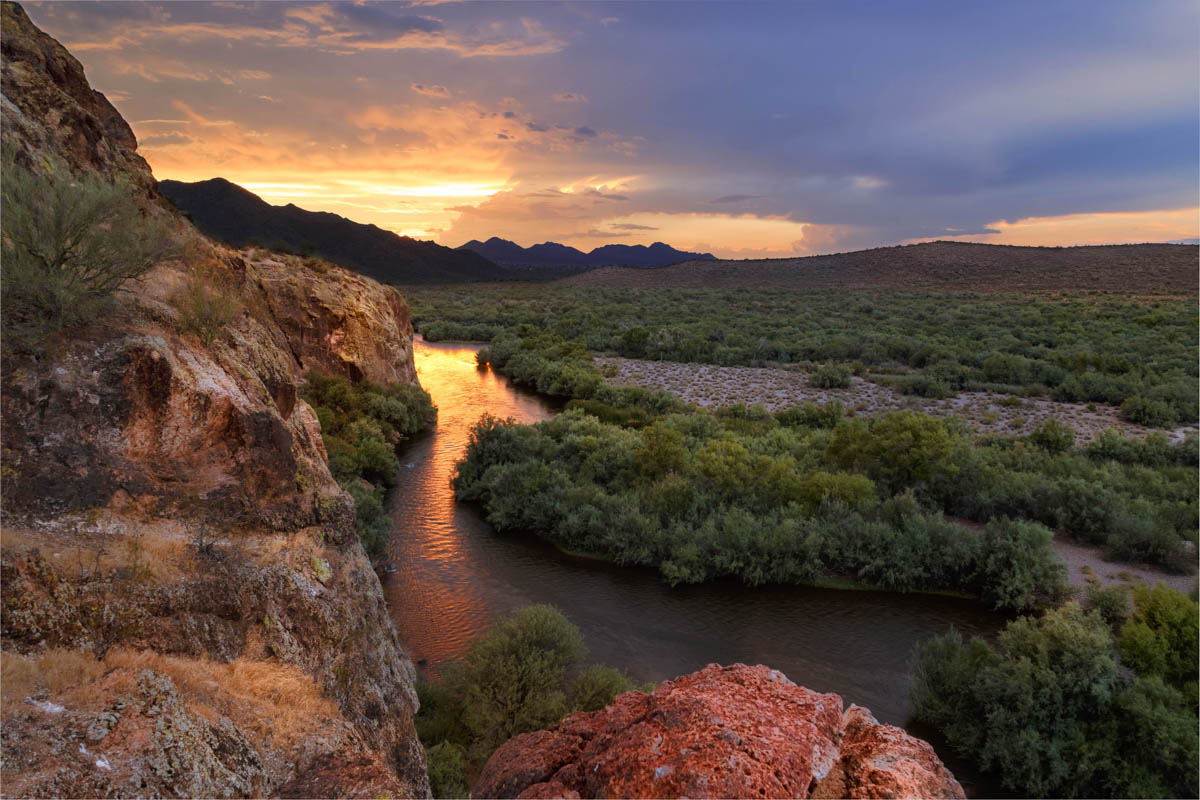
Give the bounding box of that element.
[382,338,1005,788]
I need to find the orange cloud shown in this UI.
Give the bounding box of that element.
[905,207,1199,247]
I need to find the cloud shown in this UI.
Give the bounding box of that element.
[412,82,451,97]
[611,222,658,231]
[573,126,597,138]
[553,92,588,103]
[496,133,510,140]
[525,121,549,132]
[904,207,1200,247]
[239,69,271,80]
[139,131,194,147]
[709,194,766,204]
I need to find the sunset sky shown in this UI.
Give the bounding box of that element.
[25,1,1200,258]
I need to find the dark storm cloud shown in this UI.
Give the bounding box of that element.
[26,0,1197,253]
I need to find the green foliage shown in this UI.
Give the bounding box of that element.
[1028,416,1076,453]
[425,741,469,800]
[776,399,844,429]
[172,276,242,347]
[414,606,636,787]
[1120,396,1180,428]
[455,408,1067,609]
[1118,583,1199,698]
[977,518,1069,610]
[1,155,177,349]
[826,411,956,491]
[912,600,1199,798]
[809,363,851,389]
[406,284,1198,423]
[300,372,435,555]
[1085,582,1131,627]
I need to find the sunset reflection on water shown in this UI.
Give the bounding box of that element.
[381,337,556,672]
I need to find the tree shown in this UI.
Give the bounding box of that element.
[1,156,176,344]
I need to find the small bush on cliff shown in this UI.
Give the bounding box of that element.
[0,155,176,348]
[415,605,636,796]
[172,276,242,347]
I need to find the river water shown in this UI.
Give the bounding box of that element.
[381,338,1004,770]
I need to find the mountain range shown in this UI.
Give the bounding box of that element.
[458,237,716,271]
[158,178,506,284]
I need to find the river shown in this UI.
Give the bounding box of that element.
[381,337,1004,788]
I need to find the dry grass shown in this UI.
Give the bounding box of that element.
[104,649,340,750]
[2,645,341,752]
[1,651,42,707]
[1,523,189,584]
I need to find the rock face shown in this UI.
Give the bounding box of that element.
[0,1,152,190]
[1,4,429,797]
[475,664,964,800]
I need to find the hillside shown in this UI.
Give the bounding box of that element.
[561,240,1198,292]
[1,3,429,796]
[159,177,505,284]
[459,235,715,273]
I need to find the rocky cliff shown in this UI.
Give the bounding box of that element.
[1,3,428,796]
[475,664,964,800]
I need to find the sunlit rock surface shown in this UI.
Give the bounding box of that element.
[475,664,964,800]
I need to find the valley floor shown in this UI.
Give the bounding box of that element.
[598,356,1199,444]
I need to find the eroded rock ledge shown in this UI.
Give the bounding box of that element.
[475,664,964,800]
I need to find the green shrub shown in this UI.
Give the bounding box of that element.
[1085,583,1131,626]
[977,517,1068,611]
[425,741,468,800]
[1118,583,1199,695]
[1,156,177,347]
[809,363,852,389]
[776,399,843,428]
[414,606,635,778]
[172,277,242,347]
[913,599,1199,798]
[1028,417,1075,453]
[1120,396,1179,428]
[301,373,435,554]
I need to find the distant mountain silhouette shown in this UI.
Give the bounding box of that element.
[159,178,505,284]
[458,236,716,270]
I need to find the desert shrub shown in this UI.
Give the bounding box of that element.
[1085,583,1131,626]
[1120,396,1179,428]
[301,373,434,555]
[826,411,956,491]
[424,741,468,800]
[1028,417,1075,453]
[809,363,852,389]
[776,399,843,428]
[342,481,389,557]
[414,606,635,783]
[172,277,242,346]
[1,156,177,348]
[977,517,1068,611]
[1118,583,1199,697]
[569,664,635,712]
[912,600,1198,798]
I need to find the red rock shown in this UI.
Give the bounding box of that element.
[475,664,964,800]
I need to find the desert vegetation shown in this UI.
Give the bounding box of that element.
[414,605,637,797]
[911,584,1199,798]
[0,155,177,352]
[454,327,1196,585]
[299,373,435,555]
[408,285,1198,427]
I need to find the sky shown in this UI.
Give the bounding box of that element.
[25,1,1200,258]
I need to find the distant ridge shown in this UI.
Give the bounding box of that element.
[560,240,1198,293]
[159,178,505,284]
[459,236,716,271]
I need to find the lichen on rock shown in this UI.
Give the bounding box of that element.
[475,664,965,800]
